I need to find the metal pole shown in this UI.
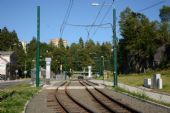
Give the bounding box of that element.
[103,56,104,74]
[36,6,40,87]
[113,8,117,86]
[100,57,102,76]
[64,71,66,80]
[101,56,104,84]
[25,61,26,78]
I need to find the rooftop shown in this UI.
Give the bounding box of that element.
[0,51,14,55]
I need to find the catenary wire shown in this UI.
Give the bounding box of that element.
[87,1,106,39]
[138,0,166,12]
[91,1,114,38]
[59,0,74,38]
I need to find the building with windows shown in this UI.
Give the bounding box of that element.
[49,38,67,48]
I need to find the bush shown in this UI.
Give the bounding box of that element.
[0,84,40,113]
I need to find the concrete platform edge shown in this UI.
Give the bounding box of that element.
[90,79,170,109]
[22,89,43,113]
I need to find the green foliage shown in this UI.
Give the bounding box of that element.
[119,6,170,73]
[79,37,84,48]
[58,38,65,48]
[43,38,113,73]
[159,5,170,22]
[0,27,26,77]
[0,84,39,113]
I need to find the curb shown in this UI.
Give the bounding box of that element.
[91,80,170,110]
[22,88,43,113]
[118,90,170,110]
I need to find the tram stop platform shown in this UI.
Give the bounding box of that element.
[24,80,170,113]
[24,81,64,113]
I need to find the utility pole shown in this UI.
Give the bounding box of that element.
[100,57,103,76]
[36,6,40,87]
[101,56,104,84]
[91,0,117,86]
[113,8,117,86]
[64,55,67,80]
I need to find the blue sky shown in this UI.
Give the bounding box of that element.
[0,0,169,45]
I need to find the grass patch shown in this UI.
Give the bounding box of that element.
[113,86,170,107]
[118,70,170,94]
[0,84,40,113]
[96,69,170,94]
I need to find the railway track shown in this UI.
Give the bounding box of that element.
[47,80,140,113]
[55,81,93,113]
[80,80,140,113]
[47,82,67,113]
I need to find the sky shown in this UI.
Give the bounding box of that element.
[0,0,170,45]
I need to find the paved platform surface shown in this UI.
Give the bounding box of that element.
[90,80,170,103]
[25,81,64,113]
[25,79,170,113]
[25,90,55,113]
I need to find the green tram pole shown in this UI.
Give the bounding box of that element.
[36,6,40,87]
[113,8,118,87]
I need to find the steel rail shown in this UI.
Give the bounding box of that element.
[85,80,141,113]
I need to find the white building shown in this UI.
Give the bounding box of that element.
[0,51,17,80]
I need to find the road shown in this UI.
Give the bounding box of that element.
[0,79,31,89]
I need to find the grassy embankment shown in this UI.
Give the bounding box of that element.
[97,68,170,94]
[0,84,40,113]
[113,86,170,107]
[96,69,170,107]
[119,69,170,94]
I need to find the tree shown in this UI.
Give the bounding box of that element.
[159,6,170,22]
[79,37,84,48]
[119,7,157,73]
[0,27,26,77]
[100,42,112,71]
[58,38,64,48]
[0,27,10,50]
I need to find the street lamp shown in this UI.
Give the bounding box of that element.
[91,1,118,86]
[91,3,100,6]
[101,56,104,72]
[91,2,113,6]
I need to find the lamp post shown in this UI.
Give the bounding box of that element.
[36,6,40,87]
[101,56,104,74]
[113,8,118,86]
[91,1,118,86]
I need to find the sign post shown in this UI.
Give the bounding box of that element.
[45,57,51,84]
[88,66,92,78]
